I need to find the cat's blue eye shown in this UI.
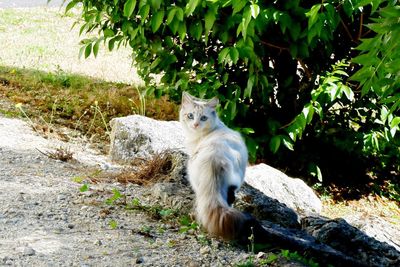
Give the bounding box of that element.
[200,115,208,121]
[187,113,194,120]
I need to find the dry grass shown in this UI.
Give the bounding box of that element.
[37,146,74,162]
[112,151,178,185]
[322,195,400,225]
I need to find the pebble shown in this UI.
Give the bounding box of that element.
[199,246,211,255]
[257,251,266,259]
[135,257,144,264]
[21,247,36,256]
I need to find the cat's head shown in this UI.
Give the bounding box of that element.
[180,92,219,134]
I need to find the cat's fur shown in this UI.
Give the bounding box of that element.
[179,92,250,240]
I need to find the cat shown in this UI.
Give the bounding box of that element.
[180,92,258,242]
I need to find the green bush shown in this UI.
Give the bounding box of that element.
[66,0,400,184]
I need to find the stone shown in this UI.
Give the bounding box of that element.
[21,247,35,256]
[302,216,400,266]
[245,164,322,214]
[200,246,211,255]
[236,183,300,228]
[343,214,400,252]
[109,115,185,163]
[150,182,194,213]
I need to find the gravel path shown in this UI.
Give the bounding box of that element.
[0,115,255,266]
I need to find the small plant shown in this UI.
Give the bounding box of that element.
[79,183,89,192]
[280,249,319,267]
[109,219,118,229]
[105,188,125,205]
[235,256,256,267]
[15,103,38,132]
[37,146,74,162]
[86,100,110,138]
[259,253,279,265]
[247,227,255,254]
[178,215,199,234]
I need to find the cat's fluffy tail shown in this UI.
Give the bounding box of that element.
[193,157,261,242]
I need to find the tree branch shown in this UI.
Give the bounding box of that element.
[340,19,356,43]
[259,40,289,52]
[357,13,364,41]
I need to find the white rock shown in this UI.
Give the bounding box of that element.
[109,115,185,163]
[245,163,322,214]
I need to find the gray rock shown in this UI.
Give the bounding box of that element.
[344,214,400,252]
[151,182,194,213]
[20,247,35,256]
[109,115,185,163]
[236,183,300,228]
[302,216,400,266]
[245,164,322,214]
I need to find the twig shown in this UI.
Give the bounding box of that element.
[357,13,364,42]
[259,40,289,52]
[340,19,356,43]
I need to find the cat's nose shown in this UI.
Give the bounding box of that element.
[193,122,199,128]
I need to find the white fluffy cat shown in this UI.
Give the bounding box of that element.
[180,92,249,240]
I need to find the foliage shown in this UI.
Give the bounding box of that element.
[67,0,400,184]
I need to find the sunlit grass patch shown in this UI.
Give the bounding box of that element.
[0,66,178,150]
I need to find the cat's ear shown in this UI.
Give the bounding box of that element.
[181,92,193,107]
[207,97,219,109]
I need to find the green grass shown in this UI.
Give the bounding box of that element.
[0,7,141,85]
[0,66,178,149]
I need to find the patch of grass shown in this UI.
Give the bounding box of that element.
[112,150,178,185]
[0,66,178,150]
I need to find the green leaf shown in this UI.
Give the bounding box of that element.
[289,23,301,40]
[390,117,400,129]
[72,176,84,183]
[123,0,137,18]
[65,0,78,13]
[205,9,216,36]
[93,40,100,58]
[178,22,187,41]
[190,22,203,41]
[103,28,115,38]
[302,104,314,124]
[310,164,323,182]
[244,75,255,98]
[306,4,321,30]
[341,85,354,101]
[80,183,89,192]
[218,47,230,64]
[232,0,246,14]
[84,43,92,58]
[250,4,260,19]
[151,10,165,32]
[151,0,162,9]
[269,135,281,154]
[175,8,184,21]
[139,4,151,22]
[166,8,177,25]
[230,47,239,64]
[159,209,174,217]
[241,6,252,40]
[186,0,200,16]
[282,136,294,151]
[109,219,118,229]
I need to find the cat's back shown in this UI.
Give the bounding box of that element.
[199,124,247,160]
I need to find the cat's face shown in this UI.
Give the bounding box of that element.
[180,92,218,134]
